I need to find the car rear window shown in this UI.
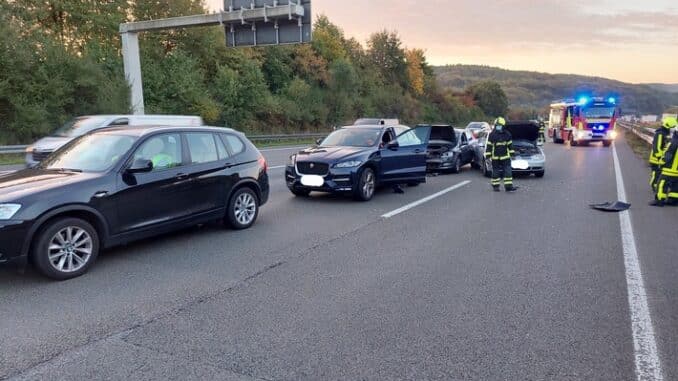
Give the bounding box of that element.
[222,134,245,155]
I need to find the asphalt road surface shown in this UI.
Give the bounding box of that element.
[1,135,676,380]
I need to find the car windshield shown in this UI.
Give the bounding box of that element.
[467,122,485,130]
[51,116,111,138]
[583,107,615,119]
[39,133,137,172]
[321,128,381,147]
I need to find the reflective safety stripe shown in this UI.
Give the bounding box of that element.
[661,169,678,176]
[657,179,668,201]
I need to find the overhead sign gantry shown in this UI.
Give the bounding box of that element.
[119,0,312,114]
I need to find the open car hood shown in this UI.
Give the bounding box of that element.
[506,121,539,142]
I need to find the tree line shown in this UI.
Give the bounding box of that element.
[0,0,508,144]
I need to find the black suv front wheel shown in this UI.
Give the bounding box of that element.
[32,217,100,280]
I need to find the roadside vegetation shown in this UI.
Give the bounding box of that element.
[0,1,508,145]
[0,154,24,166]
[623,131,652,160]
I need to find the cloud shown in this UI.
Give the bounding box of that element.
[205,0,678,82]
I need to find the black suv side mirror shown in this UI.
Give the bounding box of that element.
[127,158,153,174]
[387,141,399,150]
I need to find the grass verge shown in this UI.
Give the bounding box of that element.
[623,131,651,160]
[0,153,24,165]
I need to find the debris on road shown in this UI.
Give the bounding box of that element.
[589,201,631,212]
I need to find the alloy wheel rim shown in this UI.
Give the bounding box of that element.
[48,226,92,273]
[235,193,256,225]
[363,171,375,198]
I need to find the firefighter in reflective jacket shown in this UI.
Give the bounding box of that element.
[651,130,678,207]
[485,117,517,192]
[649,116,675,191]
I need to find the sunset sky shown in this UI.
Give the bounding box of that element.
[206,0,678,84]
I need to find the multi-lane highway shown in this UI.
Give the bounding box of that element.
[1,134,676,380]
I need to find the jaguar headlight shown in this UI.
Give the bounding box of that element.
[334,160,362,168]
[0,204,21,220]
[288,154,297,166]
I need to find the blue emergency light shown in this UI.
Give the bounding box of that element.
[608,97,616,104]
[578,96,589,105]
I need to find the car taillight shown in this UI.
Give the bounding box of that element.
[258,156,267,172]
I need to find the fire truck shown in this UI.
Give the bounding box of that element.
[548,96,619,147]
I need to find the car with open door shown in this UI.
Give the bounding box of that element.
[0,126,268,280]
[480,121,545,178]
[285,124,431,201]
[420,124,475,174]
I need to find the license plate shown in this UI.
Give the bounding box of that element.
[512,159,529,170]
[301,175,324,187]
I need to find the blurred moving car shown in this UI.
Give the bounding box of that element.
[25,115,203,166]
[353,118,400,126]
[480,121,545,178]
[421,124,475,173]
[0,126,268,280]
[286,124,431,201]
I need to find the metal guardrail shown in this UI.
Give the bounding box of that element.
[247,133,327,141]
[617,121,653,145]
[0,145,26,154]
[0,133,328,155]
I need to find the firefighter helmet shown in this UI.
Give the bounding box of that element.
[662,116,677,129]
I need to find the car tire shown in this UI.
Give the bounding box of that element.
[291,188,311,197]
[31,217,100,280]
[603,140,612,147]
[353,167,376,202]
[227,187,259,230]
[471,161,480,170]
[569,134,578,146]
[450,157,461,174]
[534,170,545,178]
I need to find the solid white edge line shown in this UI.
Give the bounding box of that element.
[612,144,663,381]
[381,180,471,219]
[268,165,286,170]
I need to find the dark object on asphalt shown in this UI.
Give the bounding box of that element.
[506,186,519,192]
[0,126,269,280]
[286,124,431,202]
[392,184,405,194]
[589,201,631,212]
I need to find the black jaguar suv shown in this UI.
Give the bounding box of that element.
[0,126,269,280]
[285,124,431,201]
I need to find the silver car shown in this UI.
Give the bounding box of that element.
[25,114,203,166]
[481,121,545,178]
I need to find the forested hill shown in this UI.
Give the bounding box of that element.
[1,1,504,145]
[434,65,678,114]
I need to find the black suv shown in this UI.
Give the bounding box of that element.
[0,126,269,280]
